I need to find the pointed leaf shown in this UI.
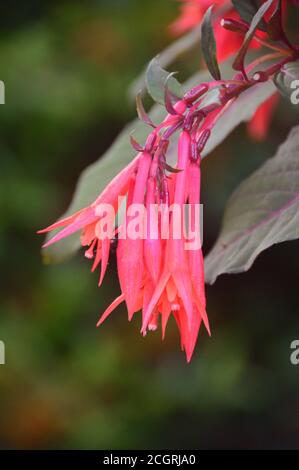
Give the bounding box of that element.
[146,57,184,105]
[267,0,284,40]
[232,0,267,31]
[233,0,275,72]
[201,6,221,81]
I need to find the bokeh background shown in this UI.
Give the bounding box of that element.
[0,0,299,450]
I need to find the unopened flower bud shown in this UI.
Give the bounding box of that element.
[252,71,268,82]
[220,17,248,34]
[184,84,209,105]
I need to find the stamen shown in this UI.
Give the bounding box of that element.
[85,238,97,259]
[148,311,159,331]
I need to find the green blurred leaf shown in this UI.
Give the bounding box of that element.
[145,57,184,105]
[205,125,299,284]
[203,80,276,155]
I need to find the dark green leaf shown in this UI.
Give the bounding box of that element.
[232,0,267,31]
[201,6,221,80]
[267,0,283,40]
[205,125,299,284]
[233,0,274,72]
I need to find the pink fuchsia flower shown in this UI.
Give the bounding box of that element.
[39,109,210,361]
[141,131,210,360]
[99,129,210,362]
[38,153,141,287]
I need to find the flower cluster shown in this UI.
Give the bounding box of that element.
[39,0,298,361]
[39,94,213,361]
[38,75,264,360]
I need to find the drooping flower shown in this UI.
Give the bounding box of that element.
[96,129,210,361]
[38,68,222,362]
[39,96,211,361]
[39,153,141,286]
[139,130,210,360]
[39,0,295,360]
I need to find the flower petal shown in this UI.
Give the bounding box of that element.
[96,293,125,327]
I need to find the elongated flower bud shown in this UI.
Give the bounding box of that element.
[117,152,151,317]
[220,17,249,34]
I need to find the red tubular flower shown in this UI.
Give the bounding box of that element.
[39,117,211,361]
[38,153,141,286]
[139,130,210,361]
[38,0,298,362]
[188,160,206,314]
[117,151,151,317]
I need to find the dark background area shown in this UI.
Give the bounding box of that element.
[0,0,299,450]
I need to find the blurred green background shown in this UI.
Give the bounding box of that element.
[0,0,299,450]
